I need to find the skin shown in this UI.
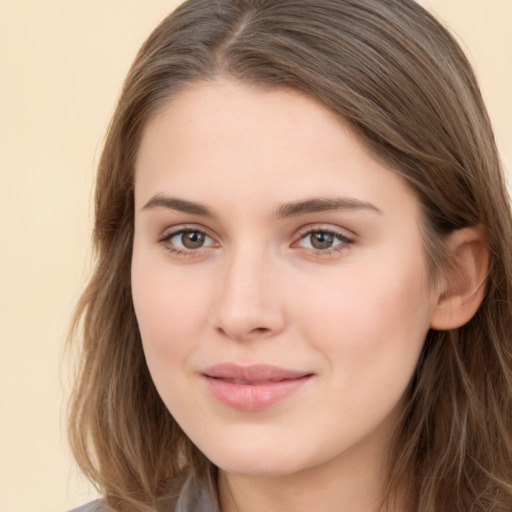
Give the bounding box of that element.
[131,79,442,512]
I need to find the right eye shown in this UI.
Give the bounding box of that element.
[160,228,217,254]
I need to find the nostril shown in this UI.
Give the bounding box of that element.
[216,325,272,341]
[253,327,270,334]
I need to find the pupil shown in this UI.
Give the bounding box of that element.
[182,231,204,249]
[311,232,333,250]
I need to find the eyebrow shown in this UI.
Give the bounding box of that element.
[274,197,382,219]
[141,194,382,218]
[142,195,215,217]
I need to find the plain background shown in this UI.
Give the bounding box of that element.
[0,1,510,511]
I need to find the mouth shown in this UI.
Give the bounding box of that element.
[201,363,314,411]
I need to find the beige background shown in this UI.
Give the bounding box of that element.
[0,1,510,511]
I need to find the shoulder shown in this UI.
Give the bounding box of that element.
[66,470,217,512]
[68,500,113,512]
[68,496,179,512]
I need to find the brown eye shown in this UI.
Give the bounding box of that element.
[309,232,335,250]
[180,230,206,249]
[162,228,216,253]
[295,229,353,253]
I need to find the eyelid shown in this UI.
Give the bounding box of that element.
[293,224,356,242]
[290,224,356,255]
[158,224,220,254]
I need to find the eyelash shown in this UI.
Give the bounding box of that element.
[158,226,355,258]
[293,228,354,256]
[158,227,216,257]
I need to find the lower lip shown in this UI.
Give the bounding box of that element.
[203,375,312,411]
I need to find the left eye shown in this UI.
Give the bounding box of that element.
[297,230,351,251]
[165,229,215,250]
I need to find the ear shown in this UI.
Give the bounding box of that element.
[430,226,488,330]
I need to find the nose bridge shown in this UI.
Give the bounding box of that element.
[214,241,284,340]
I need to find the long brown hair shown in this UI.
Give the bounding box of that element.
[68,1,512,510]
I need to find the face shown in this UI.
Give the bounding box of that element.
[132,79,438,479]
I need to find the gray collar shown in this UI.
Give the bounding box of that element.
[175,471,220,512]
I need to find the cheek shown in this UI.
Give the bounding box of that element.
[293,251,433,389]
[131,256,211,370]
[131,258,217,421]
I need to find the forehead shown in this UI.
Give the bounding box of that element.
[134,79,419,221]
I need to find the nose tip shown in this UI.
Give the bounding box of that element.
[215,292,285,341]
[213,255,286,342]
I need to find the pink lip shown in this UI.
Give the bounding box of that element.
[201,363,314,411]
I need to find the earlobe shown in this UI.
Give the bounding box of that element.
[430,226,488,331]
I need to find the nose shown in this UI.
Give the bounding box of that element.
[213,246,286,342]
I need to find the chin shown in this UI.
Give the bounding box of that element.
[213,454,305,478]
[197,433,319,478]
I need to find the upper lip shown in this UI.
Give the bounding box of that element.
[202,363,313,383]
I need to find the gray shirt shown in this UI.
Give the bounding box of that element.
[69,472,219,512]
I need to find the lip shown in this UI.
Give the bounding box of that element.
[201,363,314,411]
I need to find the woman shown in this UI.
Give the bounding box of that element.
[68,0,512,511]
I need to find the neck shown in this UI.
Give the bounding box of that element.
[218,446,403,512]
